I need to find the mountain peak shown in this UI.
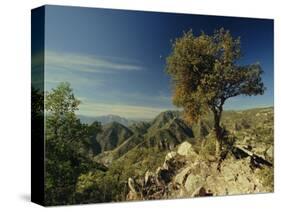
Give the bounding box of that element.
[78,114,136,126]
[105,121,127,129]
[148,110,182,134]
[96,121,133,152]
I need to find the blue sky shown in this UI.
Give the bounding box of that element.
[42,5,274,119]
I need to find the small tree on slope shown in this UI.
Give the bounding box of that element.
[166,28,265,158]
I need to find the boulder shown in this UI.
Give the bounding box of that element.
[184,173,205,195]
[174,167,191,186]
[165,151,177,161]
[163,151,178,170]
[207,157,264,195]
[205,175,227,195]
[266,146,273,161]
[177,141,197,157]
[252,144,268,156]
[163,151,187,171]
[128,177,138,193]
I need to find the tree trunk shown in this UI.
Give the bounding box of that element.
[213,110,223,159]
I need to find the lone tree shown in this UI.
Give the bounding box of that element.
[166,28,265,157]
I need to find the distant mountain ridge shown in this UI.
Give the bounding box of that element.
[96,122,133,152]
[78,114,143,126]
[91,107,274,167]
[93,110,195,165]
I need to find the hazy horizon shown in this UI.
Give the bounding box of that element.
[75,105,274,121]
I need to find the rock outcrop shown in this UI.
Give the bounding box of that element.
[126,141,273,201]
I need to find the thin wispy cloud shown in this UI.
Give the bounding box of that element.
[40,49,145,91]
[45,70,104,88]
[40,50,174,118]
[45,50,143,74]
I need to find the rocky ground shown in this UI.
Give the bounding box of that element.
[127,140,273,200]
[126,107,274,200]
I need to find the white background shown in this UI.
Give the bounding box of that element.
[0,0,280,211]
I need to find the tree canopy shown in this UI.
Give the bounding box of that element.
[166,28,265,154]
[45,82,102,205]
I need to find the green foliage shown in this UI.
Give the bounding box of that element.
[46,82,80,115]
[118,146,168,175]
[45,82,102,205]
[75,162,133,203]
[31,86,44,140]
[75,146,168,203]
[31,86,44,117]
[75,171,109,203]
[166,28,265,124]
[166,28,265,154]
[199,134,217,159]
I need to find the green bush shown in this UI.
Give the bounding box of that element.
[199,133,217,158]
